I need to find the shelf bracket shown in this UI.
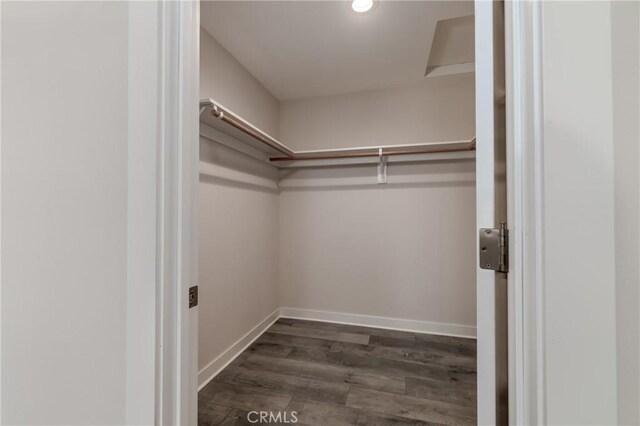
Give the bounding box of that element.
[377,148,388,184]
[211,105,224,119]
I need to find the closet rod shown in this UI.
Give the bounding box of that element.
[203,101,295,157]
[270,139,476,162]
[201,99,476,162]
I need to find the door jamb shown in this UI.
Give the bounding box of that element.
[155,1,200,424]
[505,1,546,424]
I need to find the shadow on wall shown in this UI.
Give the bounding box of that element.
[199,174,278,195]
[278,159,476,191]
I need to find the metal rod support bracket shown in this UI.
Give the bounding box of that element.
[377,148,388,184]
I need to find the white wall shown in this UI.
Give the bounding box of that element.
[277,72,477,333]
[198,27,478,384]
[198,28,280,378]
[2,2,129,424]
[279,73,475,150]
[201,28,279,137]
[198,140,279,374]
[611,2,640,424]
[541,2,619,424]
[278,161,477,333]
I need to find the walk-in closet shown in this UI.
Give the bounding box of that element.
[197,1,480,424]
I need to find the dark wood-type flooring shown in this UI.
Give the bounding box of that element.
[199,318,477,425]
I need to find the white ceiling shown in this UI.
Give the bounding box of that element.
[201,1,474,101]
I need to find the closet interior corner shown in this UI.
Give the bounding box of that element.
[197,2,479,425]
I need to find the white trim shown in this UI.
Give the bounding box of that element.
[197,309,281,390]
[156,3,182,423]
[197,307,477,391]
[505,1,546,424]
[279,308,477,339]
[531,1,547,422]
[505,2,524,425]
[176,1,200,425]
[156,1,199,424]
[0,2,3,420]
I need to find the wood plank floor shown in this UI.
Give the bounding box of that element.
[199,319,477,426]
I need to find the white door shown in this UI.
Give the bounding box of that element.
[475,1,508,425]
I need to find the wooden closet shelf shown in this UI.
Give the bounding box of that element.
[199,98,476,168]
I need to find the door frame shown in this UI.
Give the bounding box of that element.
[505,1,546,425]
[157,1,200,424]
[158,0,547,424]
[137,1,200,424]
[474,0,547,424]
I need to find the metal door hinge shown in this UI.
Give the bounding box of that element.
[479,222,509,273]
[188,286,198,308]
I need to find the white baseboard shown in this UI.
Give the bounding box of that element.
[197,308,280,390]
[198,307,476,391]
[278,307,477,339]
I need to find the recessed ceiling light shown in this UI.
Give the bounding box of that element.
[352,0,373,13]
